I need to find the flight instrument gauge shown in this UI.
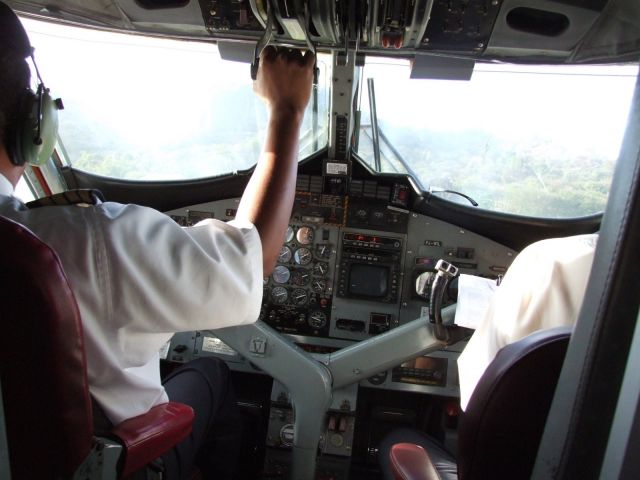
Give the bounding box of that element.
[312,279,326,294]
[296,226,314,245]
[278,246,292,263]
[291,269,311,286]
[313,262,328,277]
[316,244,331,259]
[271,286,288,304]
[294,247,312,265]
[291,288,308,306]
[285,226,295,243]
[272,265,291,284]
[308,311,327,329]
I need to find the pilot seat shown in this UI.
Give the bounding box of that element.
[379,326,571,480]
[0,215,195,479]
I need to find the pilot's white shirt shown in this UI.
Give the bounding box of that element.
[0,174,263,424]
[457,233,598,411]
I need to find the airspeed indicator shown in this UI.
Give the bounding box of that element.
[296,226,314,245]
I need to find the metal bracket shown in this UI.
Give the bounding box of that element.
[72,438,122,480]
[250,0,276,80]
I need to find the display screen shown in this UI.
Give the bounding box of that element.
[348,264,389,298]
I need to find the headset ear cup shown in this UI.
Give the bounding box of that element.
[12,87,60,167]
[6,89,35,167]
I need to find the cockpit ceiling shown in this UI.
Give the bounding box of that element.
[6,0,640,63]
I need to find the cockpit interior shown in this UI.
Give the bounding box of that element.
[2,0,640,479]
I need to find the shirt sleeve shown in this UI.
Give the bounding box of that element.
[96,203,264,336]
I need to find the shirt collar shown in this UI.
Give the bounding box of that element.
[0,173,14,196]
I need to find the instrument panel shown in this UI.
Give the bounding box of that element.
[164,185,517,462]
[261,222,338,337]
[165,186,517,395]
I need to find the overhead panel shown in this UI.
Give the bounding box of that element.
[197,0,264,32]
[420,0,502,54]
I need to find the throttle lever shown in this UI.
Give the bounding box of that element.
[250,0,275,81]
[250,0,319,85]
[303,2,319,85]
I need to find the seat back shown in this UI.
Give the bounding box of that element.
[458,326,571,480]
[0,215,94,478]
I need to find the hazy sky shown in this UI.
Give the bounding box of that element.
[22,17,638,174]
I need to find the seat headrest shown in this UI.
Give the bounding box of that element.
[458,326,572,480]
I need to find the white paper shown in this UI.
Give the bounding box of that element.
[454,274,498,329]
[326,162,348,175]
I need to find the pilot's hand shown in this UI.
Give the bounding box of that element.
[253,46,315,116]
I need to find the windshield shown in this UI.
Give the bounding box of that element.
[23,18,330,181]
[356,58,637,218]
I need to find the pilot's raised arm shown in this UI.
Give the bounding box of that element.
[236,46,316,275]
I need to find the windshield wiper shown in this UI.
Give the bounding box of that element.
[361,78,423,187]
[367,78,382,172]
[429,187,479,207]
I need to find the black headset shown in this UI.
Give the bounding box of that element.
[0,1,63,167]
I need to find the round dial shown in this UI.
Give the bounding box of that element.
[272,265,291,284]
[312,279,326,294]
[291,269,311,286]
[308,311,327,329]
[294,247,312,265]
[316,244,331,259]
[356,208,368,220]
[284,226,295,243]
[271,286,288,304]
[278,245,292,263]
[296,226,314,245]
[291,288,308,306]
[313,262,328,277]
[280,424,295,447]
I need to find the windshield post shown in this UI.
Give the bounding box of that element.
[311,73,319,151]
[367,77,382,172]
[328,51,358,161]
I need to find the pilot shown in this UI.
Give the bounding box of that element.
[0,2,315,479]
[457,233,598,410]
[378,233,597,479]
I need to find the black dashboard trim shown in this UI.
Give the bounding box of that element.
[61,149,601,253]
[413,193,601,252]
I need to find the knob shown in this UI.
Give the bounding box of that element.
[415,271,435,299]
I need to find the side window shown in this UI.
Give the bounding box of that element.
[15,176,35,203]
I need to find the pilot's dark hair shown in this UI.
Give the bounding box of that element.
[0,1,32,154]
[0,52,31,152]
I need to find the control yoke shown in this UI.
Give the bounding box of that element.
[415,259,465,343]
[430,259,459,324]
